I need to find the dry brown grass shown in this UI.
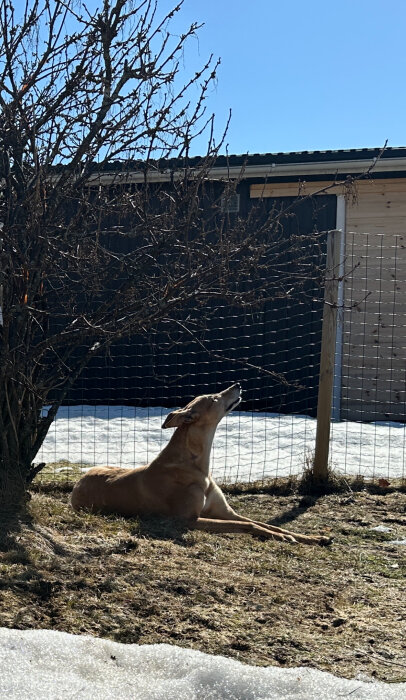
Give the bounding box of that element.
[0,483,405,682]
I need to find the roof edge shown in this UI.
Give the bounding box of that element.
[87,154,406,185]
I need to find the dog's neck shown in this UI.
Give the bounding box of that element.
[150,423,218,476]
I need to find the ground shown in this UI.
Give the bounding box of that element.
[0,479,405,683]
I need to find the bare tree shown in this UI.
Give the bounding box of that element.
[0,0,327,513]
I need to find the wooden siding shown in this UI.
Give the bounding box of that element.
[250,179,406,421]
[341,232,406,421]
[251,177,406,233]
[341,180,406,421]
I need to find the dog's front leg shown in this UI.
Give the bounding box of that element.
[255,524,332,546]
[171,485,207,521]
[228,516,332,547]
[189,517,297,543]
[201,480,331,546]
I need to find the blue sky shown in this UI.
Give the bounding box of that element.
[157,0,406,155]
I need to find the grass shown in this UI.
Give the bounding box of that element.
[35,460,90,484]
[0,472,405,683]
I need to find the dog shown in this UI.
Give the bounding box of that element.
[71,383,331,545]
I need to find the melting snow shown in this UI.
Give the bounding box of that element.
[37,406,406,482]
[0,628,405,700]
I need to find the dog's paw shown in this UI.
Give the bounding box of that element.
[318,535,333,547]
[281,534,298,544]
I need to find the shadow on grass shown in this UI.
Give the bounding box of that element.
[134,516,194,546]
[0,505,32,550]
[264,495,320,529]
[0,506,64,605]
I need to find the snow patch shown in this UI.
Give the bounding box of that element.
[37,406,406,481]
[1,628,405,700]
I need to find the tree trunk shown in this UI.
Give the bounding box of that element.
[0,378,50,514]
[0,457,28,516]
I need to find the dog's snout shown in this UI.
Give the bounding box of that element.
[218,383,242,400]
[227,382,241,393]
[219,382,242,414]
[223,382,240,390]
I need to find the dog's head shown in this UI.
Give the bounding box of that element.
[162,383,242,429]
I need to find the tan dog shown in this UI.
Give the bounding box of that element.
[71,383,331,545]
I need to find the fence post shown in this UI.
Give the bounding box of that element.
[313,230,341,480]
[332,200,346,421]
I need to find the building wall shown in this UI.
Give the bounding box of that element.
[341,180,406,421]
[64,193,336,414]
[250,178,406,421]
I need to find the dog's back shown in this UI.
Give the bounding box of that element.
[70,465,150,516]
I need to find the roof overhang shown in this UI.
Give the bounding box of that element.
[86,155,406,185]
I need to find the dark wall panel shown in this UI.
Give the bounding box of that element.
[65,194,337,415]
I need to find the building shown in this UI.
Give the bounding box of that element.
[73,147,406,422]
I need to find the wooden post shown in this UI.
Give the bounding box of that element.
[313,230,341,480]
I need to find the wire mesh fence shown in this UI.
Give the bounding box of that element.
[330,231,406,481]
[38,294,326,484]
[37,229,406,485]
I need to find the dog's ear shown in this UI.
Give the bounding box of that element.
[162,408,199,429]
